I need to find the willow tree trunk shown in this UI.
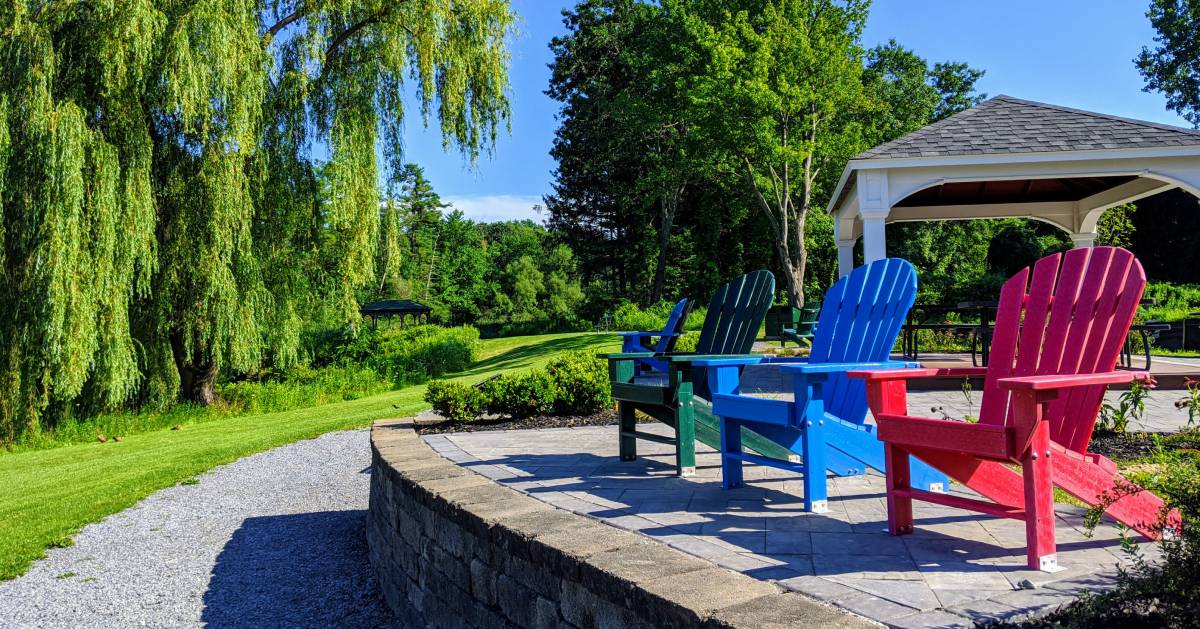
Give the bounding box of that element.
[171,334,218,405]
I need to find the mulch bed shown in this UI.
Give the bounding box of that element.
[1089,429,1200,459]
[416,408,657,435]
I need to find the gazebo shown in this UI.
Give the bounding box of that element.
[828,95,1200,277]
[360,299,433,328]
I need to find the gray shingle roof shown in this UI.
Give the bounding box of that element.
[854,95,1200,160]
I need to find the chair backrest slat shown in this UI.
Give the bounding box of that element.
[696,270,775,356]
[655,298,692,354]
[810,259,918,424]
[978,247,1145,452]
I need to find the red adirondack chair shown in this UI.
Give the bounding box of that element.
[849,247,1181,572]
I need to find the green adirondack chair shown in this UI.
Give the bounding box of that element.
[781,303,821,347]
[603,270,787,476]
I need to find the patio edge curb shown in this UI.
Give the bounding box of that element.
[367,419,875,628]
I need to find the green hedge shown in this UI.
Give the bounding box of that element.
[612,300,706,332]
[1143,282,1200,323]
[426,350,611,422]
[366,325,480,386]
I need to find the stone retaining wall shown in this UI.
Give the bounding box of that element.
[367,419,871,628]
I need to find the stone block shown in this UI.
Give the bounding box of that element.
[403,463,471,483]
[532,521,644,580]
[639,567,778,625]
[704,592,873,629]
[470,558,499,607]
[463,497,554,539]
[421,472,492,495]
[494,508,588,560]
[504,553,560,599]
[497,574,537,626]
[581,541,713,608]
[532,596,560,629]
[439,482,525,510]
[559,581,650,629]
[426,539,470,586]
[886,609,973,628]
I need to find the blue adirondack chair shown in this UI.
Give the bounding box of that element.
[617,298,691,375]
[697,259,948,513]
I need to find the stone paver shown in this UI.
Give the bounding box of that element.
[432,421,1164,628]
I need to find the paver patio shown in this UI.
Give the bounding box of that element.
[423,364,1190,627]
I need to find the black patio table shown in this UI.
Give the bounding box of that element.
[901,303,990,362]
[903,299,1168,369]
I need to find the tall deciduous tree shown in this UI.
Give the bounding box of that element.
[685,0,872,307]
[1136,0,1200,127]
[547,0,696,304]
[0,1,513,437]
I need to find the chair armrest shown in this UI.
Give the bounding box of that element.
[616,331,680,338]
[847,367,988,381]
[689,355,765,367]
[783,360,918,375]
[997,371,1149,392]
[597,351,656,360]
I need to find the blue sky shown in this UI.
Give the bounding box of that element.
[402,0,1191,223]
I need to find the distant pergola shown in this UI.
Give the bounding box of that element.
[828,95,1200,277]
[360,300,433,328]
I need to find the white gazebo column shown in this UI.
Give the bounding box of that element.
[837,239,855,278]
[1069,232,1097,248]
[861,214,888,262]
[856,169,891,263]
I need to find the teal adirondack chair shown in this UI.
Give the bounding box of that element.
[700,259,948,512]
[604,270,783,476]
[782,303,821,347]
[616,298,691,375]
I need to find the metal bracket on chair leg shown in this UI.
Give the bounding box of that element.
[927,482,945,493]
[1039,554,1064,573]
[809,500,829,514]
[679,466,696,477]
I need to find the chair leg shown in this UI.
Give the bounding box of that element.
[618,401,637,462]
[885,443,914,535]
[801,419,828,513]
[720,418,744,489]
[676,396,696,477]
[1023,422,1059,572]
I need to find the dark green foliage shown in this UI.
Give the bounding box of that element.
[546,1,988,311]
[1129,190,1200,285]
[218,366,392,415]
[1143,282,1200,322]
[482,372,558,418]
[16,364,392,452]
[1136,0,1200,127]
[427,350,612,421]
[1097,204,1138,249]
[1027,444,1200,627]
[367,325,480,387]
[986,221,1071,278]
[545,351,612,415]
[425,380,486,423]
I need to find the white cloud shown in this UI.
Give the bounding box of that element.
[444,194,546,224]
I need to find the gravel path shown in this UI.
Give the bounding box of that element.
[0,429,394,628]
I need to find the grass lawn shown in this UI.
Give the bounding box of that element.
[0,332,619,581]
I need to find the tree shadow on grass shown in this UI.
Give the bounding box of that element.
[202,511,393,628]
[456,334,618,377]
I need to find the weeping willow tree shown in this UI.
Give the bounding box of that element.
[0,0,513,440]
